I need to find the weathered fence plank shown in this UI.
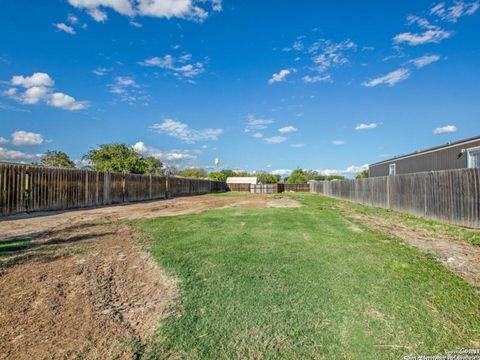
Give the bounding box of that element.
[311,168,480,228]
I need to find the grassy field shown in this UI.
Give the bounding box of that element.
[135,193,480,360]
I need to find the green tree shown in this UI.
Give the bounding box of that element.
[257,172,280,184]
[39,150,76,168]
[143,156,164,175]
[285,169,309,184]
[177,168,208,179]
[208,169,236,182]
[356,169,369,179]
[83,143,163,174]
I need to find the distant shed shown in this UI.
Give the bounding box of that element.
[226,177,258,185]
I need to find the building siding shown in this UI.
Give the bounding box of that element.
[369,138,480,177]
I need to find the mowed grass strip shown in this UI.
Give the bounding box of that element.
[136,194,480,360]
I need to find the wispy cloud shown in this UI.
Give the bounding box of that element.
[264,136,287,144]
[393,16,453,46]
[434,124,457,134]
[282,36,357,83]
[68,0,222,23]
[332,140,345,145]
[268,69,294,84]
[291,143,305,148]
[108,76,147,104]
[270,169,292,176]
[278,126,297,134]
[355,123,379,130]
[92,67,112,76]
[409,54,441,68]
[151,118,223,144]
[430,1,480,22]
[54,23,76,35]
[244,114,273,133]
[139,54,206,81]
[362,68,410,87]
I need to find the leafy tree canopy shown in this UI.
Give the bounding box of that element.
[286,169,345,183]
[356,169,369,179]
[177,168,208,179]
[257,172,280,184]
[83,143,163,175]
[39,150,76,169]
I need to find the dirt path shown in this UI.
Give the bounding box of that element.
[0,194,300,360]
[0,194,300,240]
[336,202,480,287]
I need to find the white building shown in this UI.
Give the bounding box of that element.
[226,177,258,185]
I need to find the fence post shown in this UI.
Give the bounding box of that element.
[386,176,390,210]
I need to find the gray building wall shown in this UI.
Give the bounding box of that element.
[369,138,480,177]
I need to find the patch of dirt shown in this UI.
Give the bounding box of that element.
[0,223,177,360]
[0,194,300,359]
[337,203,480,287]
[0,194,300,240]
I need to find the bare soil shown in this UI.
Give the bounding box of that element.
[0,194,300,360]
[337,202,480,287]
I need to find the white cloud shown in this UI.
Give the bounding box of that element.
[252,132,263,138]
[48,92,87,110]
[271,169,292,176]
[430,1,480,22]
[393,16,453,46]
[133,141,198,167]
[151,118,223,144]
[278,126,297,134]
[244,114,273,133]
[88,7,108,22]
[139,54,206,80]
[302,74,331,83]
[0,147,41,162]
[11,72,54,88]
[434,125,457,134]
[409,54,441,68]
[264,136,287,144]
[0,136,9,144]
[355,123,379,130]
[92,67,112,76]
[317,164,369,177]
[291,143,304,148]
[362,68,410,87]
[21,86,50,104]
[68,0,222,22]
[11,131,44,146]
[54,23,76,34]
[268,69,294,84]
[109,76,147,104]
[332,140,345,145]
[6,72,86,111]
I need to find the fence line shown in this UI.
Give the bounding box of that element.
[229,183,311,193]
[310,168,480,228]
[0,163,227,217]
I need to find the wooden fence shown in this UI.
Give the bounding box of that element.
[310,168,480,228]
[0,163,227,217]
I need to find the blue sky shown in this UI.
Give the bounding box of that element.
[1,0,479,177]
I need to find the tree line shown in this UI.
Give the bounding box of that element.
[35,143,366,182]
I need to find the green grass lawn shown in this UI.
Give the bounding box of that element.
[135,194,480,360]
